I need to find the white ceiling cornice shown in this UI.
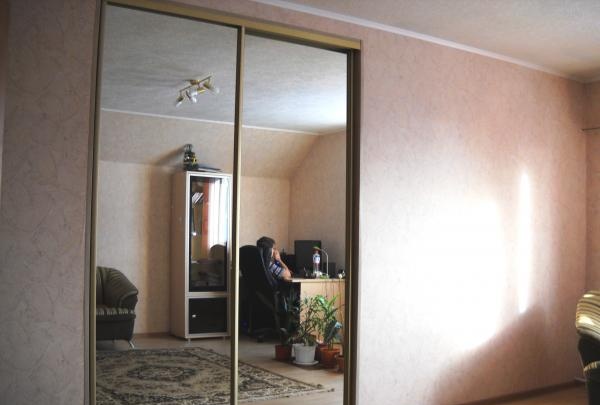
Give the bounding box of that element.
[252,0,590,83]
[100,108,321,135]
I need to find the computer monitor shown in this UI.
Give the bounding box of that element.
[294,240,321,275]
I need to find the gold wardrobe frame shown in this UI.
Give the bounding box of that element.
[86,1,361,404]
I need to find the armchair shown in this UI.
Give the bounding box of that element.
[96,266,138,348]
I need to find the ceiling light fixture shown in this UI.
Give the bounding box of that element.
[186,89,198,104]
[175,75,220,107]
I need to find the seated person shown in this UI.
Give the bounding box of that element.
[256,236,293,281]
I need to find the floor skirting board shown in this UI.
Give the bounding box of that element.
[456,381,584,405]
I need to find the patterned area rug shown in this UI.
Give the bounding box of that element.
[96,347,332,404]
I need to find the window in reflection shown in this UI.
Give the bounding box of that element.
[189,175,230,291]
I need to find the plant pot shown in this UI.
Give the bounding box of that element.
[320,347,340,368]
[275,344,292,361]
[293,343,317,365]
[315,343,327,361]
[335,354,344,373]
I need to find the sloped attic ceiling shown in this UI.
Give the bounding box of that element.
[98,110,322,179]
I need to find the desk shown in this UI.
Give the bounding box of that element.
[291,278,345,326]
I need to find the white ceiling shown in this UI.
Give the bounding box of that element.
[101,5,347,133]
[256,0,600,82]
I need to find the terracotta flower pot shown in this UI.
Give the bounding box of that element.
[335,354,344,372]
[315,343,327,361]
[320,347,340,368]
[275,344,292,361]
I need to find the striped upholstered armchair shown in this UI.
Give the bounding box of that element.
[96,267,138,348]
[576,291,600,404]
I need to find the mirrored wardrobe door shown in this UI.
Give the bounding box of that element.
[237,32,348,405]
[95,4,238,404]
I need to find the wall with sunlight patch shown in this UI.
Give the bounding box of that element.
[356,32,586,403]
[0,0,587,404]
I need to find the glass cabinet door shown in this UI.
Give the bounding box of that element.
[189,174,230,292]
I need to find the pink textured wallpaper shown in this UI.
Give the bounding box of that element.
[584,81,600,129]
[587,131,600,289]
[0,0,589,404]
[586,82,600,290]
[0,0,95,404]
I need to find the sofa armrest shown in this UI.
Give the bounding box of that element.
[103,268,139,310]
[585,361,600,382]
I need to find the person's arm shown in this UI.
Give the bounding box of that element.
[273,249,293,281]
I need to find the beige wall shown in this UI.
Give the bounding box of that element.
[97,161,173,334]
[0,1,590,405]
[96,161,290,333]
[289,132,346,271]
[99,109,318,179]
[240,176,290,251]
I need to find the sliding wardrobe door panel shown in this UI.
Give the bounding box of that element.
[96,4,238,404]
[237,33,348,405]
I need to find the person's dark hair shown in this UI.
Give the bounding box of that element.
[256,236,275,269]
[256,236,275,249]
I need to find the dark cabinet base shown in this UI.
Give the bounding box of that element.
[188,297,228,334]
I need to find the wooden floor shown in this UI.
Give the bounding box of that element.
[97,334,344,405]
[97,335,586,405]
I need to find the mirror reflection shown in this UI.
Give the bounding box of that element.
[238,34,347,405]
[188,175,230,292]
[95,4,236,404]
[94,4,349,405]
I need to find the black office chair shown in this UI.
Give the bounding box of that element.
[576,291,600,404]
[239,245,291,340]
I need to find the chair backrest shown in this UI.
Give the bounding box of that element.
[96,267,105,306]
[96,266,138,308]
[576,291,600,342]
[239,245,278,296]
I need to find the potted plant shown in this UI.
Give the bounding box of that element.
[316,295,342,368]
[275,288,299,361]
[335,353,344,372]
[291,296,320,365]
[335,334,345,373]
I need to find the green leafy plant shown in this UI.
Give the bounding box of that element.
[292,296,321,346]
[315,295,342,349]
[323,320,342,349]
